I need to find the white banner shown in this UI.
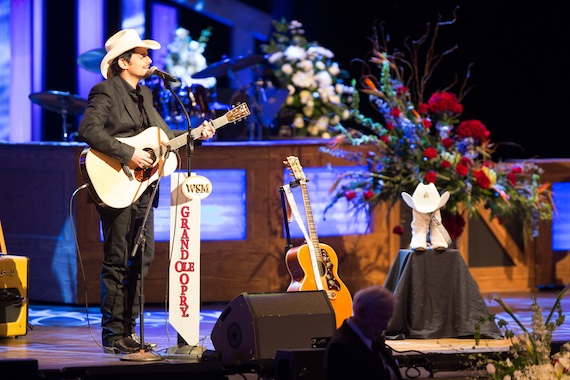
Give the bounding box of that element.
[169,173,203,346]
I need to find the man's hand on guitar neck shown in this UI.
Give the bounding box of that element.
[197,120,216,140]
[128,120,214,170]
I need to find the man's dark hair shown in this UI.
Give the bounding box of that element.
[108,48,135,78]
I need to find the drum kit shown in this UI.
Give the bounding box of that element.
[28,48,270,141]
[142,53,267,133]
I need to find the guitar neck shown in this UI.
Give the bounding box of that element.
[300,182,321,259]
[166,114,229,151]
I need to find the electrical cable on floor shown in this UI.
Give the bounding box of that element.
[389,346,433,379]
[68,183,104,352]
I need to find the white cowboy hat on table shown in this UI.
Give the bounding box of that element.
[401,182,450,213]
[100,29,161,79]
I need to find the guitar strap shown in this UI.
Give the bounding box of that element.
[282,184,311,244]
[156,126,165,168]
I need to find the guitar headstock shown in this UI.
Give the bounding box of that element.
[284,156,308,183]
[226,103,250,123]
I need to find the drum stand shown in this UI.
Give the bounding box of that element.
[59,108,78,142]
[248,80,269,141]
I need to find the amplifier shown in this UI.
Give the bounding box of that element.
[0,254,29,337]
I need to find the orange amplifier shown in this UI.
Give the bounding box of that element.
[0,254,29,337]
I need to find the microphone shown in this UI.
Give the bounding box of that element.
[149,66,179,83]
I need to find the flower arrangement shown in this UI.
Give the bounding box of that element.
[261,19,356,138]
[318,12,553,240]
[471,283,570,379]
[164,27,216,89]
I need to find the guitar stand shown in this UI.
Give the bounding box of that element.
[279,179,304,255]
[279,186,294,255]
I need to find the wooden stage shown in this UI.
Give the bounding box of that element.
[1,290,569,379]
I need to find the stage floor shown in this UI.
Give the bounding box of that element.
[0,290,569,379]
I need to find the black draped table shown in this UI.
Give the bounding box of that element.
[384,249,502,339]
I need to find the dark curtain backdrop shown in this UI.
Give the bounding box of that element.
[40,0,570,159]
[278,0,569,160]
[42,0,123,141]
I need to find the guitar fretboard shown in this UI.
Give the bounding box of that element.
[162,103,247,152]
[299,181,322,262]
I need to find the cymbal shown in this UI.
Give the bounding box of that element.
[29,90,88,115]
[192,54,266,79]
[77,47,106,73]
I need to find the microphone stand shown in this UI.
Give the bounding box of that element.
[123,75,192,362]
[122,149,171,363]
[163,80,195,175]
[161,77,201,355]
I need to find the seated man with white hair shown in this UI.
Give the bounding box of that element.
[324,285,403,380]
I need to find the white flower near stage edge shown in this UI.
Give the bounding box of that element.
[472,284,570,379]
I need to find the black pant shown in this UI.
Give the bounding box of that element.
[96,187,155,343]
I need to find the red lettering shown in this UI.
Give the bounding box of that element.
[180,295,189,317]
[175,261,195,273]
[180,249,189,260]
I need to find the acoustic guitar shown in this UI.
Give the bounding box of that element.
[284,156,353,328]
[79,103,249,209]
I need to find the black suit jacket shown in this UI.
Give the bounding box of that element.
[324,321,403,380]
[78,75,177,164]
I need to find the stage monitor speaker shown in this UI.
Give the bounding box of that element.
[62,362,226,379]
[0,254,29,338]
[0,359,38,380]
[211,291,336,362]
[275,348,326,380]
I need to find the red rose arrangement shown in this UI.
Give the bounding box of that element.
[320,13,552,240]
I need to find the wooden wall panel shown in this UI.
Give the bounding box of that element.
[67,139,395,304]
[1,143,567,305]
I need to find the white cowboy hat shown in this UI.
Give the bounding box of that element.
[100,29,161,79]
[401,182,450,213]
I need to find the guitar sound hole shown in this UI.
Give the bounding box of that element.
[134,166,156,181]
[132,149,158,181]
